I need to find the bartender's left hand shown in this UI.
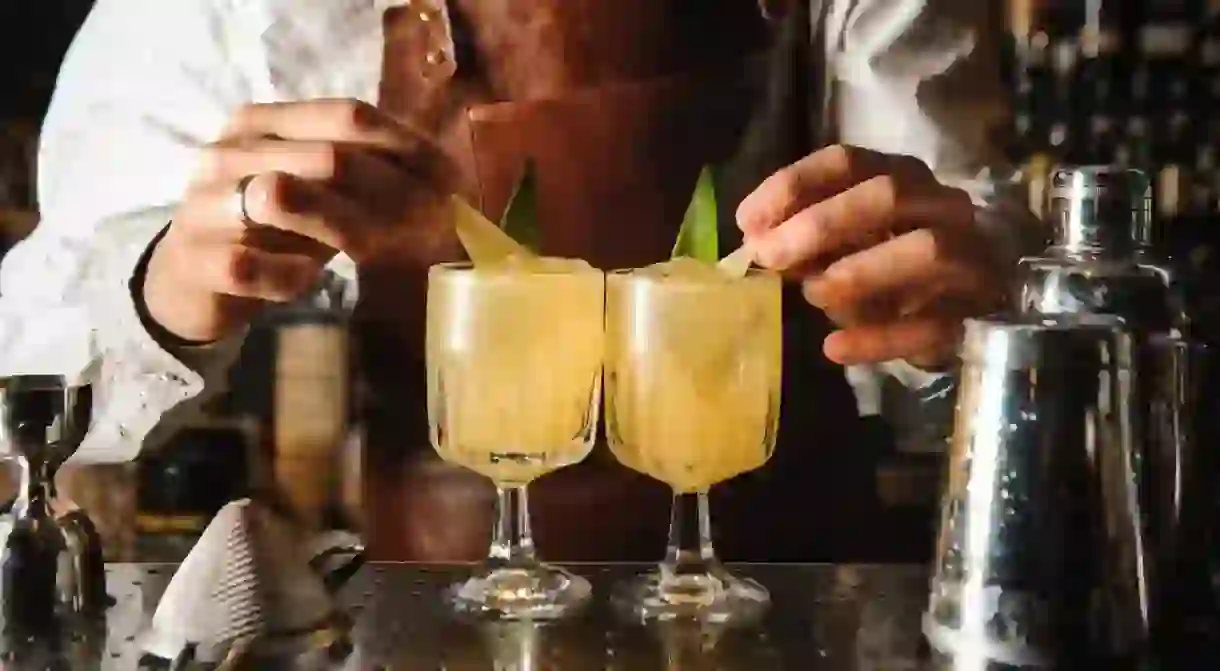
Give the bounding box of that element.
[738,145,1007,368]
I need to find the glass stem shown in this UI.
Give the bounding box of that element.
[14,456,54,519]
[661,491,718,581]
[488,485,537,567]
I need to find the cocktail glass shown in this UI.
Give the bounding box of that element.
[605,260,782,624]
[426,259,604,619]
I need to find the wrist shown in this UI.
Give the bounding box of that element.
[133,224,226,347]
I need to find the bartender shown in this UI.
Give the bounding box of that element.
[0,0,1038,561]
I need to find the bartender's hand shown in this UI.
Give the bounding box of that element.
[737,145,1007,368]
[144,98,455,343]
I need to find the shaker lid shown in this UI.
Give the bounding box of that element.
[1048,165,1151,204]
[1047,165,1153,252]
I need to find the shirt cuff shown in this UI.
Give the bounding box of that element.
[878,358,950,391]
[73,208,243,464]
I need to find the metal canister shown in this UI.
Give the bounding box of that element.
[924,316,1149,668]
[1014,164,1219,657]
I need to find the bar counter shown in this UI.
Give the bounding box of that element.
[102,562,932,669]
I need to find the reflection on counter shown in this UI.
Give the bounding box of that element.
[75,562,1220,669]
[97,563,938,669]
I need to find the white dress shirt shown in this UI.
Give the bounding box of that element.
[0,0,1035,463]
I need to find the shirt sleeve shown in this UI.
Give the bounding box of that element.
[824,0,1042,441]
[0,0,247,464]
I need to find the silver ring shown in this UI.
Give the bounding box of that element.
[235,174,261,227]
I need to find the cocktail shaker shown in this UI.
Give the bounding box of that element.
[1015,165,1218,652]
[924,316,1149,668]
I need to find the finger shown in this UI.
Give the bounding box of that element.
[750,178,974,272]
[180,173,373,255]
[191,242,324,302]
[800,228,991,311]
[736,145,933,236]
[823,316,964,366]
[236,225,335,262]
[200,139,422,209]
[819,294,902,329]
[220,99,419,149]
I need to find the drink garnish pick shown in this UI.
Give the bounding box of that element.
[718,243,754,278]
[451,161,541,264]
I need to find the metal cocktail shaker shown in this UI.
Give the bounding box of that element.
[924,316,1149,668]
[925,165,1218,667]
[1016,165,1218,651]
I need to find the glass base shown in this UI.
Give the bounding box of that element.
[445,563,592,621]
[612,565,770,626]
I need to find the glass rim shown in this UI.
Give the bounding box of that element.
[428,259,603,278]
[606,264,777,287]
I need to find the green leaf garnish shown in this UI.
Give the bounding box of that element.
[500,160,542,254]
[671,165,719,263]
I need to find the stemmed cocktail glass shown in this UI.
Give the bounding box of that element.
[604,261,782,624]
[426,260,604,620]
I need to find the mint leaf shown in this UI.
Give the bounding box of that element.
[500,160,542,254]
[671,165,719,262]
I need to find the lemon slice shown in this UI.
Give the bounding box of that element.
[450,195,533,264]
[717,244,754,278]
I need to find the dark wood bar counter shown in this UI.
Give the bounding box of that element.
[102,562,933,669]
[81,561,1220,669]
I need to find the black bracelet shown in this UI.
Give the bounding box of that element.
[130,222,218,350]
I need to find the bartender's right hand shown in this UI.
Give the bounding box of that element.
[144,98,454,343]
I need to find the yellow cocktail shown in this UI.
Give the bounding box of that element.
[426,258,604,619]
[605,258,782,624]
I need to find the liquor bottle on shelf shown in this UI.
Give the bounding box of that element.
[1081,114,1120,165]
[1183,148,1220,272]
[1156,163,1185,233]
[1038,0,1084,38]
[1050,36,1080,128]
[1153,111,1196,165]
[1022,152,1054,220]
[1010,40,1055,154]
[1120,115,1155,170]
[1138,2,1199,109]
[1074,39,1122,110]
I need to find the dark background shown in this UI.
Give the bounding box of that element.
[0,0,94,248]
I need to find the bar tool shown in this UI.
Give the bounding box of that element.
[0,375,108,666]
[1015,164,1219,653]
[924,316,1149,667]
[143,498,348,667]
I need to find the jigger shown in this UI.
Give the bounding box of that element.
[924,316,1151,669]
[0,375,107,664]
